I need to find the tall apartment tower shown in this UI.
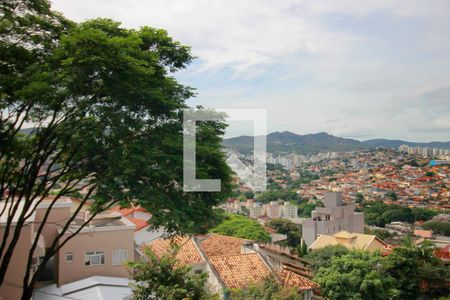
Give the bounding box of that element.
[302,192,364,246]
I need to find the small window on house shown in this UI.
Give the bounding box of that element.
[65,252,73,263]
[194,269,202,275]
[112,249,128,266]
[85,251,105,266]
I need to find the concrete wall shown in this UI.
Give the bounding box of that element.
[0,223,34,300]
[57,227,134,286]
[34,206,71,248]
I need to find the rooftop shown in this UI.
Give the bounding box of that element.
[208,253,271,289]
[145,236,204,266]
[198,234,249,257]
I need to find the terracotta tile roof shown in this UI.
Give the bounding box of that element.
[279,269,319,291]
[145,236,204,266]
[208,253,270,289]
[199,234,248,257]
[309,231,390,252]
[110,205,148,217]
[126,217,148,231]
[414,229,433,238]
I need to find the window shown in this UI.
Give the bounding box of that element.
[112,249,128,266]
[65,252,73,263]
[194,269,203,275]
[85,251,105,266]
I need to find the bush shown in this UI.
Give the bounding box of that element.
[210,213,271,242]
[422,221,450,236]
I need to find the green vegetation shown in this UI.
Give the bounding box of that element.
[267,219,301,248]
[386,191,398,201]
[297,242,308,257]
[228,277,301,300]
[315,251,395,300]
[0,1,231,297]
[304,245,349,274]
[209,213,271,242]
[310,239,449,299]
[298,200,323,218]
[422,221,450,236]
[363,201,438,227]
[365,227,394,241]
[355,192,365,203]
[128,247,218,300]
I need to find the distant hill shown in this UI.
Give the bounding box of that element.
[223,131,367,154]
[362,139,450,150]
[224,131,450,154]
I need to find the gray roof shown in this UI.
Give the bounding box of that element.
[34,276,132,300]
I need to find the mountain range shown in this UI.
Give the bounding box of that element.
[223,131,450,154]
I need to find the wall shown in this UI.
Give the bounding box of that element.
[0,223,34,300]
[57,227,134,286]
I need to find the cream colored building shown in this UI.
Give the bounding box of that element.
[308,231,390,252]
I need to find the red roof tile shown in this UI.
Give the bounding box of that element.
[209,253,271,289]
[127,217,148,231]
[199,234,248,257]
[145,236,204,267]
[279,269,319,291]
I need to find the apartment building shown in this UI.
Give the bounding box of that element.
[0,198,135,299]
[0,202,44,299]
[56,212,135,285]
[282,201,298,219]
[266,201,283,218]
[302,192,364,246]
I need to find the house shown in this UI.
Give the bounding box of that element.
[0,197,136,299]
[302,192,364,246]
[34,276,132,300]
[309,231,390,252]
[0,201,45,299]
[144,234,319,299]
[414,229,433,239]
[56,212,135,286]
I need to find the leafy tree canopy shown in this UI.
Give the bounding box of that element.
[128,247,219,300]
[209,213,271,242]
[228,277,301,300]
[422,221,450,236]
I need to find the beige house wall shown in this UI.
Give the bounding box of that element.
[34,206,71,249]
[57,227,135,286]
[0,223,34,300]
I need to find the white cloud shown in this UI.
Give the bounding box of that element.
[51,0,450,141]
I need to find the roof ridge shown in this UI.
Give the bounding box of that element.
[208,252,258,259]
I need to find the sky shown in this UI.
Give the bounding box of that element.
[52,0,450,142]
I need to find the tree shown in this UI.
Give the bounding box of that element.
[383,238,450,298]
[0,2,231,298]
[315,251,397,300]
[237,195,247,202]
[304,245,349,274]
[228,277,301,300]
[297,241,308,257]
[267,218,302,248]
[128,247,219,300]
[422,221,450,236]
[243,191,255,199]
[355,192,364,204]
[386,191,398,201]
[210,213,271,242]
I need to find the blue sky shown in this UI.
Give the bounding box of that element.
[52,0,450,142]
